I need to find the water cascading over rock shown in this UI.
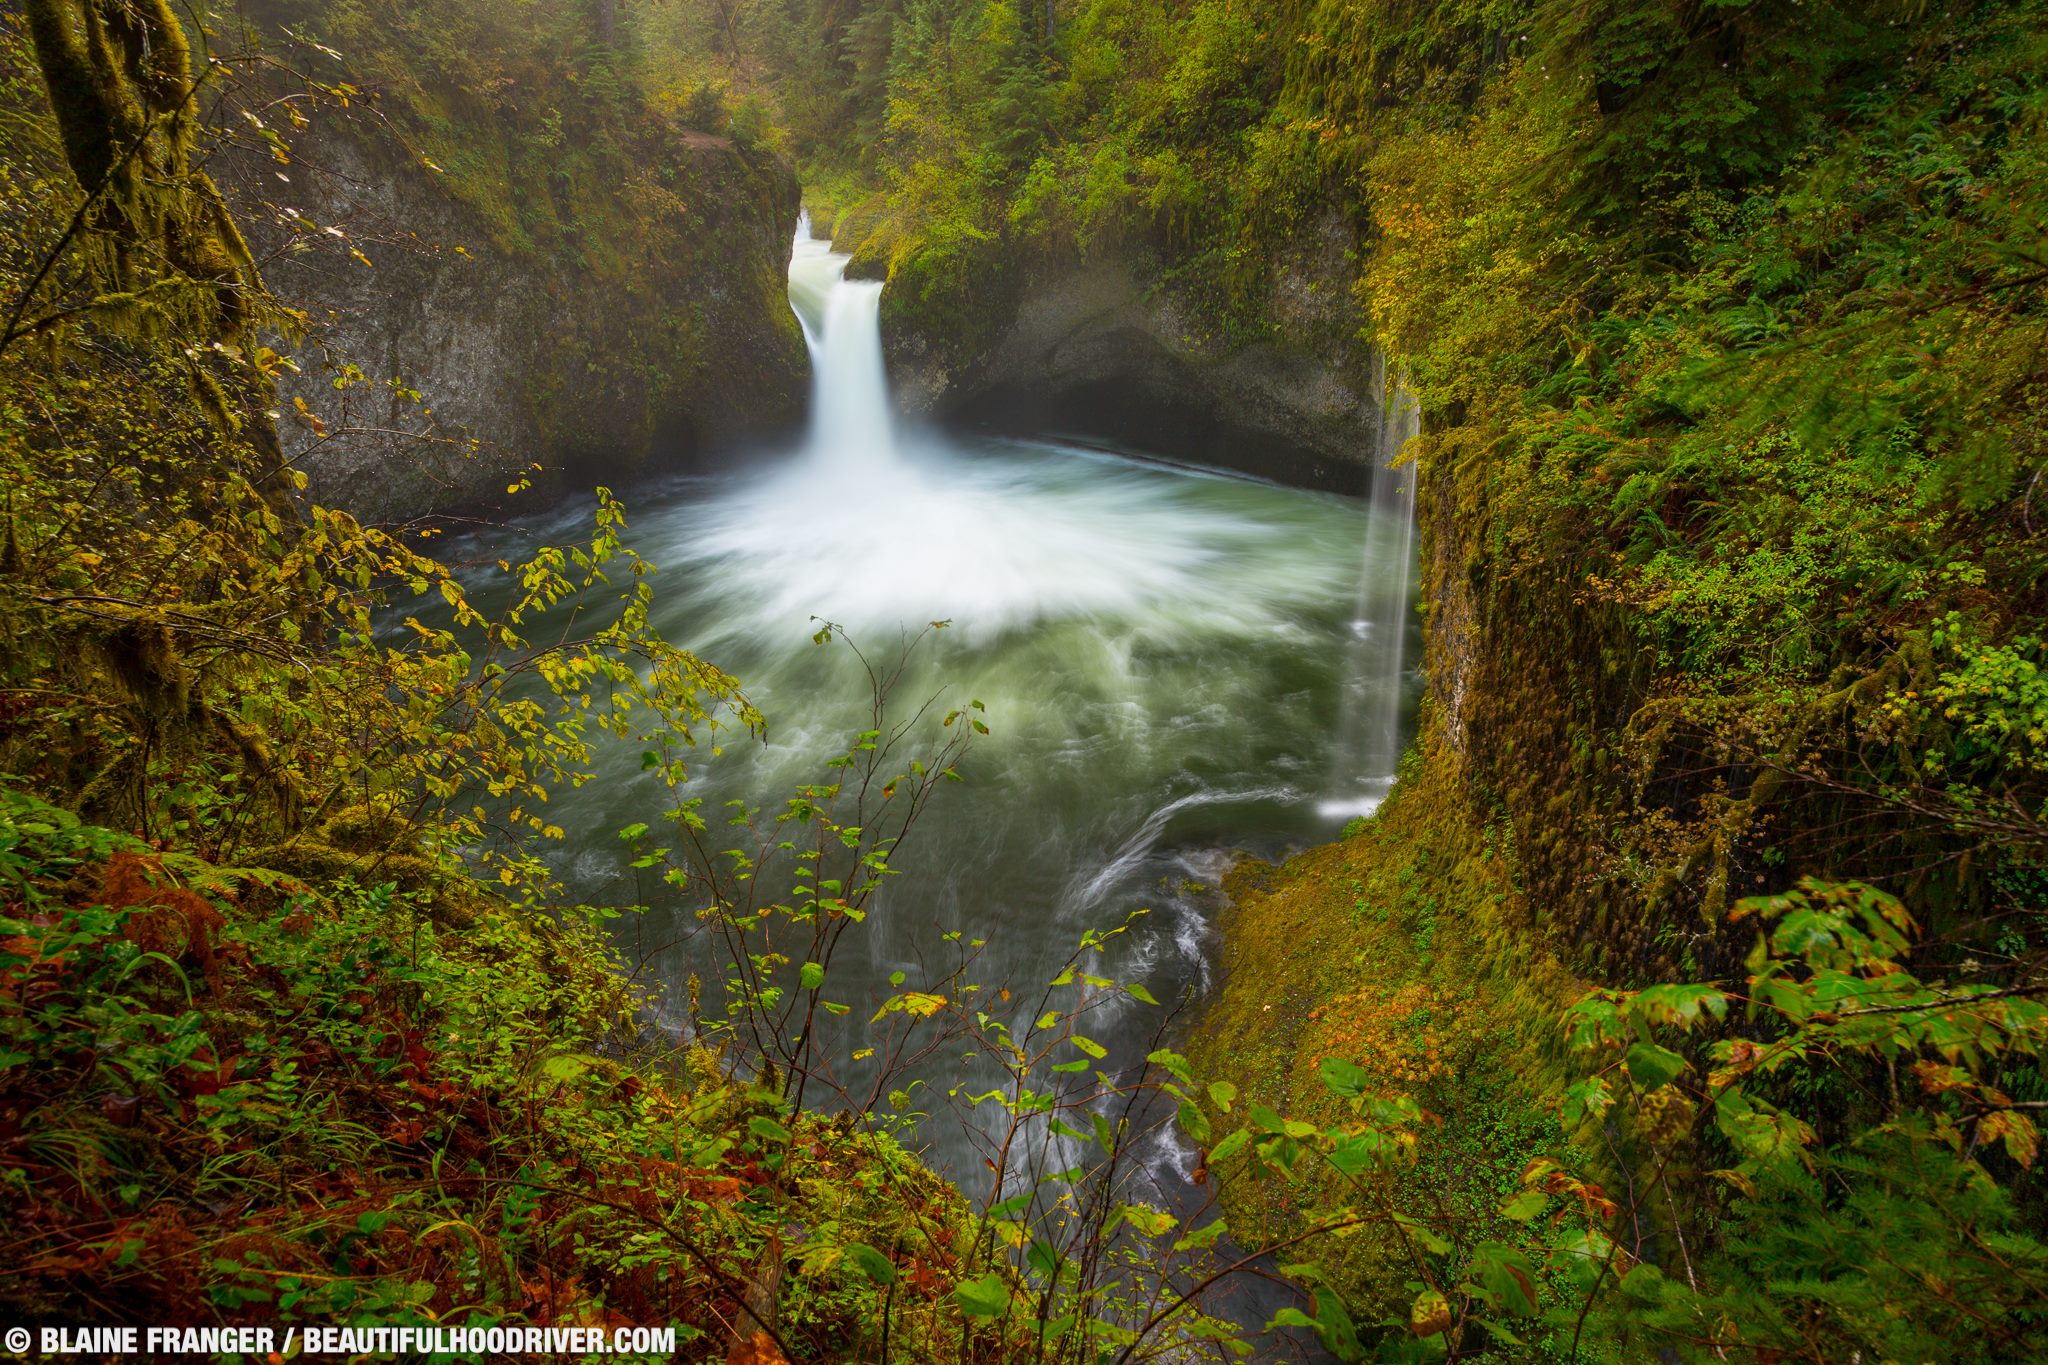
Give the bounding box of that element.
[1322,377,1420,820]
[788,212,897,468]
[489,212,1418,1192]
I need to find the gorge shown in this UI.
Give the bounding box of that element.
[3,0,2045,1360]
[467,212,1424,1195]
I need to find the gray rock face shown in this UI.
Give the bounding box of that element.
[230,123,807,524]
[881,213,1392,494]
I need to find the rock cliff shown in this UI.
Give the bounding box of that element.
[839,207,1392,494]
[227,117,807,523]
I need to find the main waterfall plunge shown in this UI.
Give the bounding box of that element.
[696,220,1393,645]
[478,215,1420,1185]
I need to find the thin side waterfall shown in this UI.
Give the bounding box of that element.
[1369,388,1420,766]
[1321,377,1420,820]
[786,211,896,469]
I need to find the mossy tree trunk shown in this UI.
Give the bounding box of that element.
[17,0,294,515]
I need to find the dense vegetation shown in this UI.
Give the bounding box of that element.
[5,0,2048,1361]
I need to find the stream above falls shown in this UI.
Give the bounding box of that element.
[465,215,1420,1199]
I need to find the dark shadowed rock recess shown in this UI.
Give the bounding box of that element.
[848,209,1391,495]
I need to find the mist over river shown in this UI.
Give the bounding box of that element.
[458,218,1419,1197]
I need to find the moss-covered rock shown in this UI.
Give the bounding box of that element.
[218,16,809,523]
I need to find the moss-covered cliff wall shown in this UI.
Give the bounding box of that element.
[1211,0,2047,1336]
[219,0,808,523]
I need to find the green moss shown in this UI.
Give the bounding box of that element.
[1187,730,1582,1316]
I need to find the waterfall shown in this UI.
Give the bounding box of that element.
[498,207,1425,1311]
[1321,374,1420,820]
[1368,386,1420,770]
[787,211,897,470]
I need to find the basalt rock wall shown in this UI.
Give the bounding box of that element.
[843,208,1391,495]
[227,119,807,524]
